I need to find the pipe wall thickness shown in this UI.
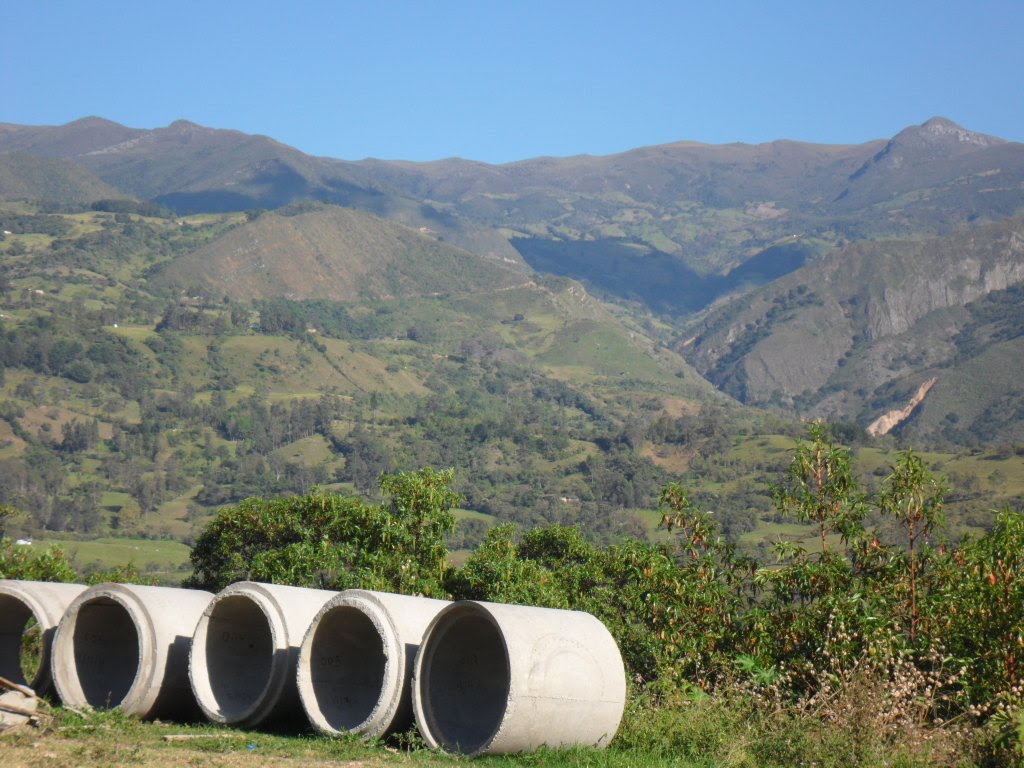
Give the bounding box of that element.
[189,581,338,727]
[413,600,626,756]
[298,589,450,739]
[0,579,87,697]
[51,583,213,719]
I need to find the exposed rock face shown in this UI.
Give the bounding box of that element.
[864,231,1024,339]
[867,378,937,436]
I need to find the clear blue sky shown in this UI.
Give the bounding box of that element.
[4,1,1022,163]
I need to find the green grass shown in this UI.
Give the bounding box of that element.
[25,537,191,580]
[0,708,699,768]
[453,507,497,524]
[270,434,335,465]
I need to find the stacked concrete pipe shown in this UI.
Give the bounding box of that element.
[50,583,213,719]
[0,579,87,697]
[413,601,627,756]
[297,589,450,739]
[189,581,338,728]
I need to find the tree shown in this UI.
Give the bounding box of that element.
[772,421,865,552]
[877,450,947,642]
[0,503,13,538]
[186,468,459,597]
[0,504,77,582]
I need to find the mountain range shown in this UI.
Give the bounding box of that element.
[3,115,1024,443]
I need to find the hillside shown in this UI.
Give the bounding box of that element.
[0,153,121,204]
[0,200,735,555]
[154,204,526,302]
[1,116,1024,544]
[683,215,1024,442]
[6,117,1024,318]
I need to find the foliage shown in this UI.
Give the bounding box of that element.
[0,538,77,581]
[877,450,948,642]
[186,468,457,597]
[447,514,745,685]
[84,561,146,585]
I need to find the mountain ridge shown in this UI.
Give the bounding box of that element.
[4,114,1024,439]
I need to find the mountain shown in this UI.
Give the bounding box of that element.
[154,203,526,302]
[0,118,521,263]
[0,199,727,546]
[4,117,1024,555]
[682,215,1024,442]
[0,153,121,204]
[832,117,1024,220]
[6,116,1024,316]
[4,115,1024,441]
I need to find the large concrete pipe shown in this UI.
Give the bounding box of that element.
[413,601,626,756]
[0,580,87,697]
[189,581,338,728]
[297,589,450,739]
[51,583,213,719]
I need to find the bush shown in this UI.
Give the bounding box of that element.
[186,467,458,597]
[0,538,77,582]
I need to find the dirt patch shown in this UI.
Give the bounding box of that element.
[642,444,694,474]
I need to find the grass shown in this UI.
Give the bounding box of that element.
[2,693,991,768]
[25,537,191,581]
[270,435,336,465]
[0,708,698,768]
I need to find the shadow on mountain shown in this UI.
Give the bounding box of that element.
[512,237,812,315]
[155,190,263,214]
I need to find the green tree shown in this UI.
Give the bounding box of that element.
[186,468,458,597]
[0,539,77,582]
[772,421,866,551]
[877,450,947,642]
[377,467,460,595]
[0,503,12,538]
[746,423,871,673]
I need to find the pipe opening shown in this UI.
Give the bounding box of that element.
[307,606,387,732]
[419,610,509,755]
[72,598,140,708]
[0,595,37,687]
[199,595,274,718]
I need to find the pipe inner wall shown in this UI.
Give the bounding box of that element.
[193,595,275,721]
[306,606,386,732]
[416,610,510,755]
[0,595,35,687]
[71,598,140,708]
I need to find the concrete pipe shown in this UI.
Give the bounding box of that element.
[413,601,627,756]
[297,589,450,739]
[0,580,87,697]
[189,581,338,728]
[51,583,213,719]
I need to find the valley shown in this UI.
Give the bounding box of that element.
[2,115,1024,564]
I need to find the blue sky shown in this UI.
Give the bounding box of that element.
[4,1,1022,163]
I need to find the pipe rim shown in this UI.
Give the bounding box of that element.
[189,582,288,725]
[413,601,511,756]
[297,591,400,738]
[51,584,156,712]
[0,584,54,691]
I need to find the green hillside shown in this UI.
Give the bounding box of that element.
[0,153,122,204]
[2,115,1024,558]
[154,203,526,302]
[0,201,732,553]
